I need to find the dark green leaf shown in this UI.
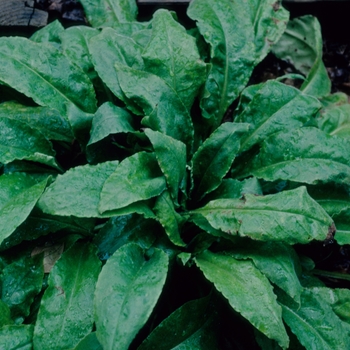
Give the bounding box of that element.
[0,300,12,327]
[0,325,33,350]
[33,242,101,350]
[192,186,333,244]
[38,161,119,218]
[99,152,166,213]
[74,332,103,350]
[195,250,289,348]
[94,243,168,350]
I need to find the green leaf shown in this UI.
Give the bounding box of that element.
[237,127,350,185]
[278,288,350,350]
[145,129,186,205]
[318,104,350,139]
[38,161,119,218]
[234,80,321,152]
[74,333,103,350]
[138,295,219,350]
[192,186,333,244]
[0,174,49,249]
[195,250,289,349]
[0,300,12,327]
[99,152,166,213]
[94,243,168,350]
[191,122,250,201]
[187,0,288,127]
[272,15,331,98]
[231,241,302,304]
[142,10,206,111]
[1,254,44,324]
[30,20,64,48]
[79,0,138,28]
[0,37,97,116]
[153,191,186,247]
[0,325,33,350]
[0,117,60,170]
[33,242,101,350]
[0,101,73,142]
[115,64,195,154]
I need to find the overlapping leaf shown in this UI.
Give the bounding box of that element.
[0,325,33,350]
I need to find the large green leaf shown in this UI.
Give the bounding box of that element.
[115,64,194,154]
[237,127,350,185]
[145,129,186,205]
[192,186,333,244]
[99,152,166,213]
[272,15,331,98]
[94,243,168,350]
[38,160,119,218]
[0,101,73,142]
[195,250,289,349]
[187,0,288,128]
[234,80,321,152]
[278,288,350,350]
[33,242,101,350]
[30,20,64,47]
[142,10,206,111]
[138,295,219,350]
[191,122,250,201]
[0,117,59,170]
[79,0,138,28]
[0,325,33,350]
[0,37,97,117]
[0,174,49,249]
[1,254,44,324]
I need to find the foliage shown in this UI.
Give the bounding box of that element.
[0,0,350,349]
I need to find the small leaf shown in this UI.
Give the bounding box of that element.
[38,161,119,218]
[191,122,250,201]
[0,300,12,327]
[94,243,168,350]
[192,187,333,244]
[74,333,103,350]
[99,152,166,213]
[30,20,64,47]
[0,325,33,350]
[318,104,350,139]
[33,242,101,350]
[195,250,289,349]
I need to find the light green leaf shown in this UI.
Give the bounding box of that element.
[272,15,331,98]
[234,80,321,152]
[231,241,302,304]
[99,152,166,213]
[195,250,289,349]
[142,10,206,111]
[0,174,49,248]
[38,160,119,218]
[187,0,288,128]
[320,92,348,108]
[153,191,186,247]
[33,242,101,350]
[191,122,250,201]
[0,37,97,116]
[0,117,60,170]
[318,104,350,139]
[0,325,33,350]
[145,129,186,205]
[192,186,333,244]
[79,0,138,28]
[278,288,350,350]
[74,333,103,350]
[115,64,194,154]
[1,254,44,324]
[138,296,219,350]
[0,101,74,142]
[30,20,64,48]
[94,243,168,350]
[237,127,350,185]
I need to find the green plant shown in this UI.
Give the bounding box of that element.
[1,0,350,349]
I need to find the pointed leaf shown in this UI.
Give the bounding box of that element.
[74,333,103,350]
[192,187,333,244]
[94,243,168,350]
[142,10,206,110]
[0,174,49,248]
[38,161,119,218]
[237,127,350,185]
[145,129,186,205]
[234,80,321,152]
[33,242,101,350]
[191,122,250,201]
[30,20,64,47]
[195,250,289,349]
[318,104,350,139]
[99,152,166,213]
[0,325,33,350]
